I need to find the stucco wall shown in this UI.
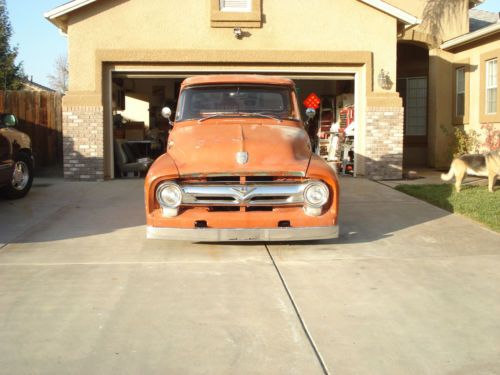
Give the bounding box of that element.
[65,0,397,97]
[57,0,407,180]
[427,37,500,168]
[428,48,454,168]
[450,38,500,152]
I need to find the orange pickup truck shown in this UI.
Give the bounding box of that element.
[144,75,339,241]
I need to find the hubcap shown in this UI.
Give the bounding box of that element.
[11,161,29,191]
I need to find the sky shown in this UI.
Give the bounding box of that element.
[6,0,500,89]
[7,0,67,87]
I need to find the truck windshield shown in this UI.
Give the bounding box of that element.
[175,85,296,122]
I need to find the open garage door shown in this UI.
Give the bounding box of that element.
[107,70,359,179]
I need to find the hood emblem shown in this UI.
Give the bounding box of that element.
[231,186,256,198]
[236,151,249,165]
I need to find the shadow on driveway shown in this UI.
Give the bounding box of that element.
[0,176,453,247]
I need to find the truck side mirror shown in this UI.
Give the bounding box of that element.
[161,107,172,119]
[305,108,316,119]
[161,107,174,129]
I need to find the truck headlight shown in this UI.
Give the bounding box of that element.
[303,181,329,208]
[156,182,182,208]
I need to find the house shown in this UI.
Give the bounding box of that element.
[441,12,500,154]
[22,78,56,93]
[44,0,496,181]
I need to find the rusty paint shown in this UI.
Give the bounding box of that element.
[144,75,339,233]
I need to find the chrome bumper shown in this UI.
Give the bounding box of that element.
[147,225,339,242]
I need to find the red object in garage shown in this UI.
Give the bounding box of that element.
[303,93,321,109]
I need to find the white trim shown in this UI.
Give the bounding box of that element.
[106,67,114,179]
[485,58,498,115]
[455,67,465,117]
[358,0,421,25]
[44,0,98,19]
[220,0,252,13]
[441,23,500,50]
[106,65,363,178]
[44,0,99,31]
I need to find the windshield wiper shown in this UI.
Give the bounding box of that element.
[197,113,234,123]
[237,112,282,122]
[197,112,283,123]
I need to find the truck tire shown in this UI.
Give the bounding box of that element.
[3,152,34,199]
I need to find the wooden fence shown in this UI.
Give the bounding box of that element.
[0,91,63,167]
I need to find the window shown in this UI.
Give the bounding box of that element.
[211,0,261,28]
[220,0,251,12]
[486,59,497,114]
[455,67,465,117]
[405,77,427,136]
[175,85,295,122]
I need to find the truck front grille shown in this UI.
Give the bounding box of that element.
[180,183,307,207]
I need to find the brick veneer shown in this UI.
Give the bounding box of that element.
[61,105,403,181]
[365,107,404,180]
[62,106,105,181]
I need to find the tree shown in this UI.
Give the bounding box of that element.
[0,0,25,90]
[421,0,465,45]
[47,55,68,94]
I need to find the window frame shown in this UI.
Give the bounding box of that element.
[485,58,497,115]
[456,67,465,117]
[480,49,500,123]
[220,0,252,13]
[211,0,262,28]
[452,61,469,125]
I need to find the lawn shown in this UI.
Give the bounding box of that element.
[395,184,500,232]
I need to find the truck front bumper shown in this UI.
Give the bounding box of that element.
[147,225,339,242]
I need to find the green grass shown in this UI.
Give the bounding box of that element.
[395,184,500,232]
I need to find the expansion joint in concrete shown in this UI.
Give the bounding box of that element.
[265,245,330,375]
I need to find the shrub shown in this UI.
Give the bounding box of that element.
[481,123,500,151]
[441,123,499,158]
[452,127,480,157]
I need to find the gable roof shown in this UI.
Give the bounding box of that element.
[441,21,500,50]
[44,0,98,32]
[22,79,56,93]
[469,9,500,32]
[358,0,420,26]
[45,0,421,32]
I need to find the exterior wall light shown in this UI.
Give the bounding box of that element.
[233,27,243,39]
[377,69,393,90]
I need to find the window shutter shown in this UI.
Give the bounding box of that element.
[220,0,252,12]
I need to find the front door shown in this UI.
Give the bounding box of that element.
[397,77,428,167]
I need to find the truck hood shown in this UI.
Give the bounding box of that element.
[167,121,312,177]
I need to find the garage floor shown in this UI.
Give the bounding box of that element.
[0,177,499,374]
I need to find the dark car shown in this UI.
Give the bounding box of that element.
[0,113,34,199]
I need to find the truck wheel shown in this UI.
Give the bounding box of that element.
[4,153,33,199]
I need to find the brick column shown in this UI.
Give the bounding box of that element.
[365,107,404,180]
[62,106,105,181]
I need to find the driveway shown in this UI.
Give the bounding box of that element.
[0,177,499,375]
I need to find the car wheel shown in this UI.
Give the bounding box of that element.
[4,153,33,199]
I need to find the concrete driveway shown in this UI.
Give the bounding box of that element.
[0,177,499,375]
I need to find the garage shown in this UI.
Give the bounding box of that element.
[108,69,360,179]
[46,0,414,182]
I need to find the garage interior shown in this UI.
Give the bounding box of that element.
[110,73,356,178]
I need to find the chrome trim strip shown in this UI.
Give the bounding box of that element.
[147,225,339,242]
[179,171,306,178]
[181,183,307,206]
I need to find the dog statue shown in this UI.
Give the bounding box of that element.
[441,150,499,192]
